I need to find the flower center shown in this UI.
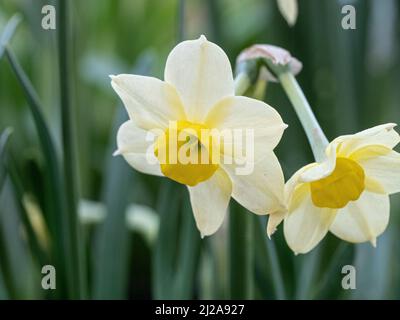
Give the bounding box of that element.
[310,157,365,209]
[154,120,219,186]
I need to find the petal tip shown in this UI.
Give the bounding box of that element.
[199,34,207,42]
[266,224,276,239]
[386,123,397,131]
[112,149,121,156]
[370,238,377,247]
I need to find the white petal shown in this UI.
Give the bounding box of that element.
[188,168,232,237]
[111,74,186,129]
[352,146,400,195]
[266,209,286,238]
[116,120,162,176]
[334,123,400,157]
[277,0,298,26]
[222,151,285,215]
[266,164,315,237]
[164,35,234,122]
[300,142,338,182]
[284,188,336,254]
[205,95,287,151]
[329,191,390,244]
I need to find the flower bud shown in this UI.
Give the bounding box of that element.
[236,44,302,82]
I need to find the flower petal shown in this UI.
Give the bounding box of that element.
[266,209,286,238]
[300,142,338,182]
[221,151,285,215]
[329,191,390,245]
[205,95,287,151]
[116,120,162,176]
[266,166,315,238]
[351,145,400,195]
[277,0,298,26]
[188,168,232,237]
[284,188,336,254]
[111,74,186,130]
[334,123,400,156]
[164,35,234,122]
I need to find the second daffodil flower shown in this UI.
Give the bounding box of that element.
[281,124,400,254]
[110,36,287,237]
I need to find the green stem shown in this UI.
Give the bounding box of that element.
[278,71,329,162]
[57,0,86,299]
[229,203,254,299]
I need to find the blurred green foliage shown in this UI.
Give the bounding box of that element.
[0,0,399,299]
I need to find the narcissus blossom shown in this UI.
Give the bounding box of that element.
[111,36,287,237]
[277,124,400,254]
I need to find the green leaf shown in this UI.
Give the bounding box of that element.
[57,0,87,299]
[0,14,21,60]
[351,230,394,299]
[0,207,17,299]
[311,242,350,299]
[92,107,136,299]
[0,128,13,193]
[152,180,182,299]
[294,245,322,299]
[5,47,68,298]
[229,202,255,299]
[255,217,286,300]
[173,193,201,299]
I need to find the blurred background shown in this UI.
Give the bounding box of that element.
[0,0,399,300]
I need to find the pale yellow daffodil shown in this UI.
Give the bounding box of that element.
[274,123,400,254]
[111,36,287,237]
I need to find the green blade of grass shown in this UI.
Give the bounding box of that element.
[152,180,182,299]
[294,245,322,300]
[0,203,17,299]
[0,129,21,298]
[92,107,136,299]
[173,193,201,299]
[351,230,394,299]
[255,217,286,300]
[0,128,13,193]
[177,0,185,42]
[229,202,254,299]
[311,242,350,299]
[5,47,69,297]
[5,155,48,268]
[0,14,21,60]
[57,0,87,299]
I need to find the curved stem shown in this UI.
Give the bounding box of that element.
[278,71,329,162]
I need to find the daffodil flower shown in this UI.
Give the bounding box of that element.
[111,36,287,237]
[279,123,400,254]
